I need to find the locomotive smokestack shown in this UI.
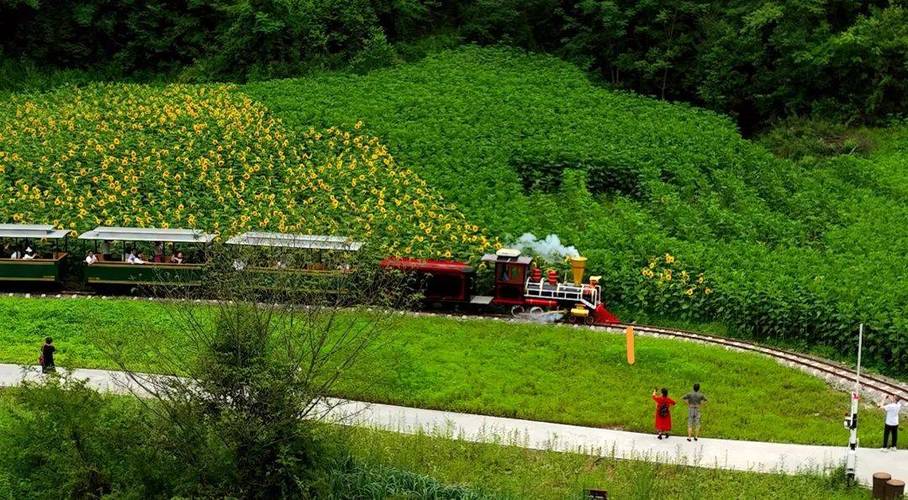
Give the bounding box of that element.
[569,256,587,285]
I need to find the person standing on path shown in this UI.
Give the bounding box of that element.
[881,395,902,450]
[682,383,708,442]
[652,388,676,439]
[40,337,56,374]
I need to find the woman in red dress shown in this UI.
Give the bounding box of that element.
[652,388,676,439]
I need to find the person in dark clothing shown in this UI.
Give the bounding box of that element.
[41,337,56,374]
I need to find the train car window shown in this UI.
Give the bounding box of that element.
[498,263,525,284]
[425,274,466,301]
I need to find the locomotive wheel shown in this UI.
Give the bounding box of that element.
[584,315,595,325]
[511,305,525,316]
[568,315,578,324]
[529,306,544,317]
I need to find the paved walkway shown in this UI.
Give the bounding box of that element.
[1,363,904,486]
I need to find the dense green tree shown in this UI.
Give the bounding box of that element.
[455,0,906,129]
[0,0,905,128]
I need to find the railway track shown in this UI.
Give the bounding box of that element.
[601,322,908,405]
[4,290,907,404]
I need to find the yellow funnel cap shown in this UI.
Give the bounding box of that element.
[569,256,586,285]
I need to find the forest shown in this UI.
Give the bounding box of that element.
[1,0,906,131]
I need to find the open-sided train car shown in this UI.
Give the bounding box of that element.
[79,226,214,286]
[3,219,618,326]
[0,224,70,283]
[225,231,364,294]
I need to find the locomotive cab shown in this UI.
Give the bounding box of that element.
[481,249,532,305]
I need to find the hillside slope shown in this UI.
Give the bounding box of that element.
[246,47,907,375]
[0,83,490,258]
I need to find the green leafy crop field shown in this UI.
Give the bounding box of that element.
[245,47,908,376]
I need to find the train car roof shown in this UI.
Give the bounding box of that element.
[78,226,216,243]
[481,253,533,265]
[225,232,363,251]
[0,224,71,239]
[380,257,474,274]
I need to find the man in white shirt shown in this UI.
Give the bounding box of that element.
[85,251,98,265]
[22,246,36,260]
[882,395,902,450]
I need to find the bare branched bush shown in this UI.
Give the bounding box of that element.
[99,239,416,497]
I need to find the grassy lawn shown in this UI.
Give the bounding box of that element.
[0,296,888,446]
[342,427,863,499]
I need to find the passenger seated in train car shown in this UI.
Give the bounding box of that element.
[126,248,145,265]
[169,251,184,264]
[85,251,98,265]
[100,240,112,261]
[21,246,36,260]
[153,241,164,263]
[1,243,11,258]
[182,248,201,264]
[8,246,21,259]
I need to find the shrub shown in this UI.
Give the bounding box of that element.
[0,377,177,498]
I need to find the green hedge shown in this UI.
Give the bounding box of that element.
[245,47,908,376]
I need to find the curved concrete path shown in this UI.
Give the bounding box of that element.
[0,363,903,486]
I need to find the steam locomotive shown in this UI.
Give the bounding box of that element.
[381,248,619,325]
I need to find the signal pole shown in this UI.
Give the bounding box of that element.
[844,323,863,483]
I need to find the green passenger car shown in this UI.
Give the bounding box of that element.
[225,232,363,294]
[0,224,70,283]
[79,226,215,287]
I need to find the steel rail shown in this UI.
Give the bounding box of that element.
[606,322,907,402]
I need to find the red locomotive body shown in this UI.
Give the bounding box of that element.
[381,248,619,326]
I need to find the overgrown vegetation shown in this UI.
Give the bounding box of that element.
[0,297,889,446]
[245,48,908,376]
[0,245,435,498]
[0,379,489,498]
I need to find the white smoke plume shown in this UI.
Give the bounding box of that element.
[511,233,579,263]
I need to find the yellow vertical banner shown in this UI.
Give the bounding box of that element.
[626,326,635,365]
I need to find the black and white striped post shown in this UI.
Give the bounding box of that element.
[844,323,863,483]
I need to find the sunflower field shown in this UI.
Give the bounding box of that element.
[0,83,491,259]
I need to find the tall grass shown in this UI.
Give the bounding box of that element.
[341,427,866,499]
